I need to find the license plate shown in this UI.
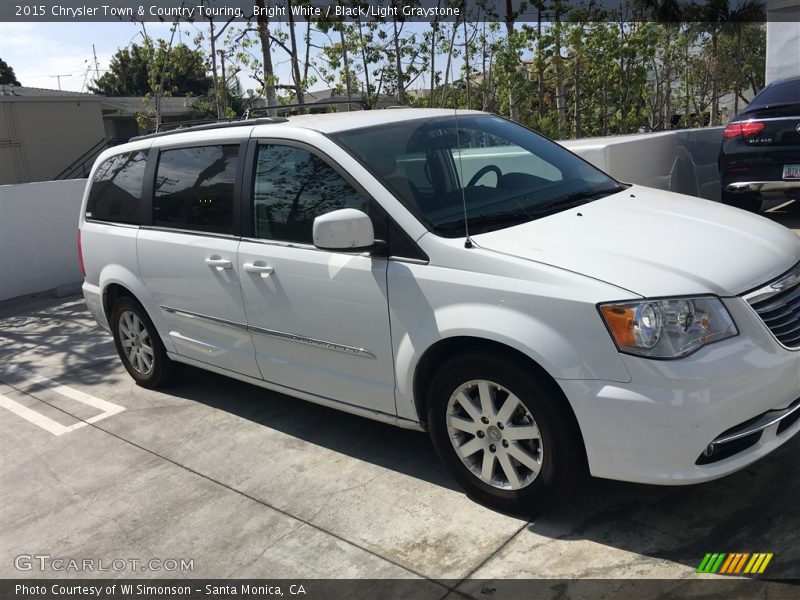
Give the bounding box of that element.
[784,164,800,180]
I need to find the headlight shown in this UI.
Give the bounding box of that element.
[598,297,737,358]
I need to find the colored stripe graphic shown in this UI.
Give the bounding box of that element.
[744,553,774,574]
[699,553,774,574]
[729,553,749,574]
[735,553,750,573]
[697,553,727,573]
[719,554,736,574]
[697,554,714,573]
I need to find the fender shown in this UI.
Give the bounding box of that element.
[98,263,176,354]
[392,302,632,422]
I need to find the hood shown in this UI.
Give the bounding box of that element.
[471,185,800,297]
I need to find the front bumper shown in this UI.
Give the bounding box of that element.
[560,297,800,484]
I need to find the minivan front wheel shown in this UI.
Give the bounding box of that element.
[111,296,177,388]
[427,353,586,515]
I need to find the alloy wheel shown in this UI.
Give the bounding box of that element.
[446,379,544,490]
[118,310,155,375]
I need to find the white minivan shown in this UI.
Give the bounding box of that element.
[80,109,800,514]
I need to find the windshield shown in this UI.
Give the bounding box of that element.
[331,114,624,237]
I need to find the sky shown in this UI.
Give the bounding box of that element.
[0,20,439,96]
[1,20,307,94]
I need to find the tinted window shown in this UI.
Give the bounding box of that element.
[749,79,800,109]
[253,145,370,244]
[87,151,147,224]
[154,145,238,234]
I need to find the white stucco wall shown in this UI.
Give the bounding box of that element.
[561,127,724,201]
[766,1,800,84]
[0,179,87,301]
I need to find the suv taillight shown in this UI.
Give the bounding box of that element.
[723,121,765,139]
[77,229,86,277]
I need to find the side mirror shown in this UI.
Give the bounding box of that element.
[313,208,375,250]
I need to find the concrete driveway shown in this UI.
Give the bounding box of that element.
[1,209,799,596]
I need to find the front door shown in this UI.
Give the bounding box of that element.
[237,142,396,414]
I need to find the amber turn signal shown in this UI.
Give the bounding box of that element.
[599,305,636,347]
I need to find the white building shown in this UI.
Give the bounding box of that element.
[766,0,800,83]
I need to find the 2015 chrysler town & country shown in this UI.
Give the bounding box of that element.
[79,109,800,514]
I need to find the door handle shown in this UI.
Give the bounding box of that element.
[243,262,274,277]
[205,256,232,269]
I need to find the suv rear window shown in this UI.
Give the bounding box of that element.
[86,151,147,224]
[154,145,239,234]
[748,79,800,109]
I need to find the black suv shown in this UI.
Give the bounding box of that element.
[719,76,800,212]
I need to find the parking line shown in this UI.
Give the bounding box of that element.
[0,369,125,436]
[0,395,73,435]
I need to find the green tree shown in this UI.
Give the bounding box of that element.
[0,58,21,86]
[316,4,427,108]
[316,20,361,102]
[717,22,766,115]
[224,6,287,114]
[692,0,765,124]
[89,43,149,96]
[189,64,263,120]
[89,40,212,97]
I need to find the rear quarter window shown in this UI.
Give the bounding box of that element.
[86,151,148,224]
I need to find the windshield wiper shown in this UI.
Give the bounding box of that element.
[433,186,624,234]
[533,186,623,214]
[434,211,532,234]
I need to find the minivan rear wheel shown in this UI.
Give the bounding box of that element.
[111,296,177,388]
[427,353,586,516]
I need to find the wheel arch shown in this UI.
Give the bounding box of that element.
[412,336,582,439]
[98,266,175,353]
[103,282,137,322]
[394,299,630,417]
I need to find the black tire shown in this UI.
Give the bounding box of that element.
[721,190,762,213]
[110,296,178,389]
[427,352,587,516]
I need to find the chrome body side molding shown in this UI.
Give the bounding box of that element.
[161,305,376,359]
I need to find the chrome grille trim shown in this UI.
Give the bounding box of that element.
[743,262,800,305]
[745,262,800,350]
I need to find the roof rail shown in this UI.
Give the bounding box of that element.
[153,118,234,133]
[243,98,370,118]
[130,116,288,142]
